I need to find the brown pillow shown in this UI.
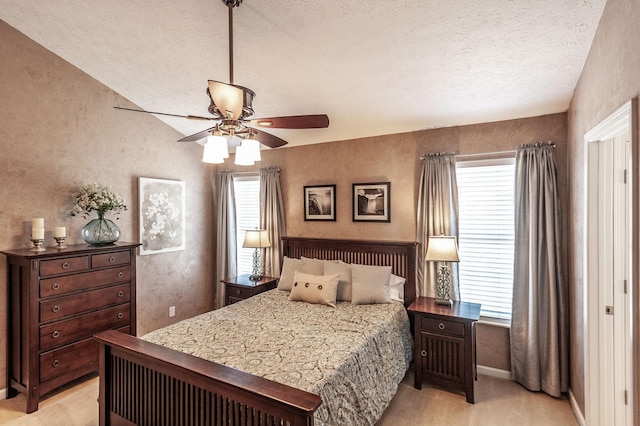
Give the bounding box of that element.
[289,271,340,307]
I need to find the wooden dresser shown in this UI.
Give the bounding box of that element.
[408,296,481,403]
[1,242,139,413]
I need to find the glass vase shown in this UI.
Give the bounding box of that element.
[81,215,121,245]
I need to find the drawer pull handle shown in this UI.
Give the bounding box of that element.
[52,331,60,339]
[109,256,116,263]
[236,290,241,295]
[52,283,60,290]
[52,360,60,368]
[117,313,124,319]
[421,350,427,357]
[117,272,124,278]
[52,306,60,313]
[438,323,445,330]
[61,262,70,269]
[117,291,124,297]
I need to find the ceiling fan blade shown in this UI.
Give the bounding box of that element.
[207,80,247,119]
[114,106,215,121]
[178,127,216,143]
[249,114,329,129]
[251,128,288,148]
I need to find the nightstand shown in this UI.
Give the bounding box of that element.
[408,296,481,403]
[221,274,278,306]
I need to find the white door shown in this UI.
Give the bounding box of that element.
[585,100,633,426]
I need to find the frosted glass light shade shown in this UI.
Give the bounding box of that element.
[234,144,255,166]
[202,135,229,163]
[242,138,261,162]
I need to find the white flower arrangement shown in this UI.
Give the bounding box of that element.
[69,183,127,219]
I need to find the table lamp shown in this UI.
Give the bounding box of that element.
[425,235,460,306]
[243,229,271,280]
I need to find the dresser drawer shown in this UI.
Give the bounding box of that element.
[40,303,130,351]
[421,316,465,338]
[40,267,130,298]
[227,285,253,299]
[40,283,130,322]
[92,250,131,268]
[39,256,89,277]
[40,337,98,382]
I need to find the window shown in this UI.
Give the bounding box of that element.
[456,158,515,320]
[234,175,260,275]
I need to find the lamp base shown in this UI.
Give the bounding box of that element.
[435,298,453,307]
[249,274,263,281]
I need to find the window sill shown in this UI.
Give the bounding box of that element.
[478,317,511,328]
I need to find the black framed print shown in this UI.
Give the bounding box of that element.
[352,182,390,222]
[304,185,336,221]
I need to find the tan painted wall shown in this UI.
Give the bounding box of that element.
[0,22,215,391]
[567,0,640,418]
[236,112,568,373]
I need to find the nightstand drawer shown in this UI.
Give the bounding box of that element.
[227,286,253,299]
[421,317,465,337]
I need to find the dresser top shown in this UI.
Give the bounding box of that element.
[1,241,140,258]
[408,296,481,321]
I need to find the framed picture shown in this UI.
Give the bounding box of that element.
[138,177,186,255]
[304,184,336,221]
[352,182,390,222]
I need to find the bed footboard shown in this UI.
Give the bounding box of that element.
[95,330,321,426]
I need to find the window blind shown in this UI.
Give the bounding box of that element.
[456,158,515,320]
[234,175,260,275]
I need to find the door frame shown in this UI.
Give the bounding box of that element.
[583,99,635,425]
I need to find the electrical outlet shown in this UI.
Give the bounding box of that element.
[169,306,176,317]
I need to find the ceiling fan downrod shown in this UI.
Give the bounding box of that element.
[222,0,243,85]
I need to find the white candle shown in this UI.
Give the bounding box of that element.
[32,218,44,229]
[32,227,44,239]
[53,226,66,238]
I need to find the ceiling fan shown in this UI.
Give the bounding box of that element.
[115,0,329,160]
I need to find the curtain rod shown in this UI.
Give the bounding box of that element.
[420,143,556,160]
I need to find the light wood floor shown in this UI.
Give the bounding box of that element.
[0,372,578,425]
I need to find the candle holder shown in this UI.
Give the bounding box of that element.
[30,239,46,252]
[54,236,67,249]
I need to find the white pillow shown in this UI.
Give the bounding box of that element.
[350,263,392,305]
[324,261,352,301]
[277,256,303,291]
[289,271,341,307]
[389,274,406,303]
[301,257,325,275]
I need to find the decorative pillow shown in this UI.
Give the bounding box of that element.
[277,256,303,291]
[389,274,406,303]
[324,260,352,301]
[289,271,341,307]
[301,257,325,275]
[350,263,392,305]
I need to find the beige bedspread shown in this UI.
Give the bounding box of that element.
[142,289,412,426]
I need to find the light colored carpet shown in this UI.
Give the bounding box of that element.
[0,372,578,425]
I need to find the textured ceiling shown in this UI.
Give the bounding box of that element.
[1,0,606,148]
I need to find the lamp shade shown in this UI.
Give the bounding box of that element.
[425,235,460,262]
[202,134,229,163]
[243,229,271,248]
[242,137,261,162]
[234,144,255,166]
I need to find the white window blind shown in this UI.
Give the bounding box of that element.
[234,175,260,275]
[456,158,515,320]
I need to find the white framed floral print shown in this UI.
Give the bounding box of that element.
[138,177,186,255]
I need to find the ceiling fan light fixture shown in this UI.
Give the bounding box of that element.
[242,135,261,162]
[234,144,255,166]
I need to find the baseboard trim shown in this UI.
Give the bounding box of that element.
[0,388,6,400]
[568,388,585,426]
[477,365,512,381]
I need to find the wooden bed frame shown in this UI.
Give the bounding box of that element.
[95,237,418,426]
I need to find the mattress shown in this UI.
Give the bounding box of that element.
[142,289,412,425]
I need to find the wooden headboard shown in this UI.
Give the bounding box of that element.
[282,236,418,307]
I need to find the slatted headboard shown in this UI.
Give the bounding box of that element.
[281,237,418,307]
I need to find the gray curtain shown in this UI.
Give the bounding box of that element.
[215,170,237,309]
[260,166,286,277]
[416,152,459,299]
[510,142,568,397]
